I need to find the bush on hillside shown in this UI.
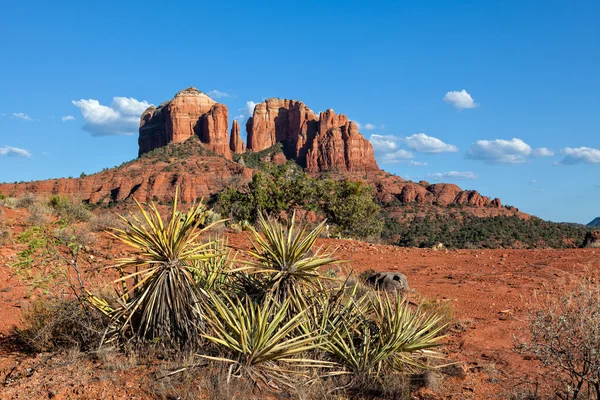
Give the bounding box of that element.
[216,163,382,239]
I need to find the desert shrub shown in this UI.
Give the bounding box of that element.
[0,209,11,245]
[16,298,106,352]
[216,164,382,239]
[88,211,124,232]
[518,278,600,399]
[48,194,92,223]
[25,201,53,227]
[15,193,36,208]
[384,211,589,249]
[0,196,18,208]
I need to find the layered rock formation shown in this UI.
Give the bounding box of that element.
[139,88,231,159]
[229,120,245,154]
[245,99,378,174]
[0,141,252,205]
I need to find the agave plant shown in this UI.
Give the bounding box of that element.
[199,291,333,387]
[245,213,339,297]
[326,291,446,378]
[100,189,218,345]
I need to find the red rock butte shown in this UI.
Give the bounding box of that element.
[139,89,378,174]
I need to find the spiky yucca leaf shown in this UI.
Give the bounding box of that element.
[191,236,235,291]
[326,292,446,376]
[107,188,217,345]
[245,213,339,296]
[199,291,328,367]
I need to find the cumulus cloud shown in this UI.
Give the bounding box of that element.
[11,112,32,121]
[61,115,75,122]
[364,123,376,131]
[370,134,399,152]
[443,89,478,109]
[245,101,256,117]
[428,171,478,180]
[207,90,230,99]
[408,160,428,167]
[531,147,554,157]
[466,138,553,164]
[556,147,600,165]
[72,97,151,136]
[379,149,415,164]
[0,146,31,158]
[369,134,416,164]
[405,133,458,153]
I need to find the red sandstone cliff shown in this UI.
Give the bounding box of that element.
[139,88,231,159]
[245,99,378,174]
[229,120,245,154]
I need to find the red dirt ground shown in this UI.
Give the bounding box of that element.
[0,206,598,399]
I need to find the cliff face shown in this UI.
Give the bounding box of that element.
[138,88,231,159]
[229,120,245,154]
[139,90,378,174]
[245,99,378,174]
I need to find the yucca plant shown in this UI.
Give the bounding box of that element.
[326,291,446,378]
[99,188,218,346]
[245,213,339,298]
[191,236,236,291]
[199,291,333,387]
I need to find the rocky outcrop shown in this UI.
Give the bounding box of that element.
[229,120,245,154]
[0,141,253,205]
[581,231,600,248]
[139,88,231,158]
[201,104,231,159]
[246,99,378,174]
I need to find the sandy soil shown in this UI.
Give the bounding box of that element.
[0,206,598,399]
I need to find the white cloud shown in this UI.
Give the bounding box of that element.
[61,115,75,122]
[0,146,31,158]
[556,147,600,165]
[428,171,478,180]
[379,149,415,164]
[233,114,245,120]
[408,160,428,167]
[11,112,33,121]
[380,124,386,130]
[364,123,376,131]
[405,133,458,153]
[355,121,362,130]
[72,97,152,136]
[207,90,230,99]
[245,101,257,117]
[531,147,554,157]
[530,179,537,184]
[466,138,552,164]
[370,134,399,153]
[443,89,478,109]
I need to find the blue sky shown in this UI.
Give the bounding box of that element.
[0,0,598,223]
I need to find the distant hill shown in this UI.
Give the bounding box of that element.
[588,217,600,227]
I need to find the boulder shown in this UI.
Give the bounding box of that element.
[367,271,410,294]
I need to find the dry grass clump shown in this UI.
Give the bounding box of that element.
[0,208,12,245]
[16,298,106,352]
